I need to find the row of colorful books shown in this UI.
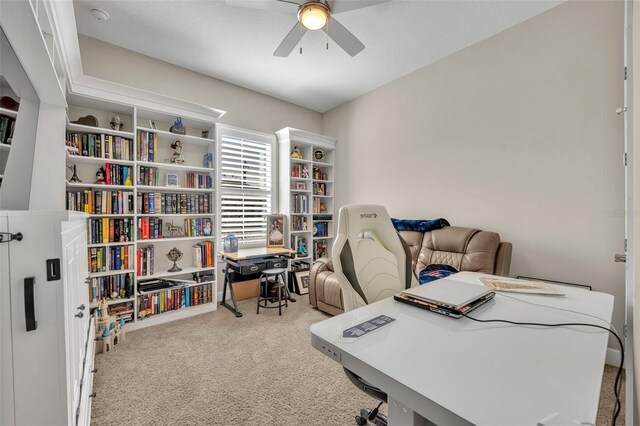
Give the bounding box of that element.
[313,199,328,214]
[108,301,135,323]
[136,245,155,277]
[66,190,135,215]
[0,114,16,145]
[313,221,330,237]
[291,215,308,232]
[137,192,212,214]
[137,282,213,318]
[137,130,159,163]
[88,217,134,244]
[192,241,214,268]
[291,164,309,179]
[313,182,328,196]
[138,165,160,186]
[292,194,310,214]
[89,245,134,273]
[185,172,213,189]
[66,132,134,160]
[102,163,133,186]
[88,272,134,303]
[137,217,164,240]
[184,218,213,237]
[312,167,329,181]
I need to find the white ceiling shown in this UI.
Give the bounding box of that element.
[73,0,562,113]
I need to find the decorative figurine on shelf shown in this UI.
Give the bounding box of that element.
[110,115,124,131]
[169,140,186,165]
[95,166,106,184]
[291,146,303,159]
[169,117,186,135]
[302,221,308,231]
[301,165,309,179]
[314,149,324,161]
[166,221,184,238]
[67,165,82,183]
[297,239,308,256]
[166,247,184,272]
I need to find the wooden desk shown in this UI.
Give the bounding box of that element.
[219,247,297,317]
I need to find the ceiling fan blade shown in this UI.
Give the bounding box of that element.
[225,0,299,13]
[323,17,365,56]
[274,23,308,57]
[327,0,390,14]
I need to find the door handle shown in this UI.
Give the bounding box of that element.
[615,253,627,263]
[24,277,37,332]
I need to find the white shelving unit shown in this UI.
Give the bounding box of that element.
[65,95,220,331]
[276,128,337,266]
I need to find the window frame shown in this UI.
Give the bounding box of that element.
[216,124,277,249]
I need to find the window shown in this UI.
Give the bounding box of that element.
[218,126,275,246]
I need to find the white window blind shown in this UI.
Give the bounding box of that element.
[219,135,273,246]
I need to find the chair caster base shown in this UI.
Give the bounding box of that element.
[357,408,387,426]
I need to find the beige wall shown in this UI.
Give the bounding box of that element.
[323,0,626,340]
[78,35,323,134]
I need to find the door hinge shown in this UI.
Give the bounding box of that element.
[625,239,627,252]
[625,66,628,80]
[624,153,627,166]
[624,324,628,338]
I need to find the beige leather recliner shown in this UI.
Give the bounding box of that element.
[309,224,512,316]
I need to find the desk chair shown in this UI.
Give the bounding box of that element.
[332,204,417,425]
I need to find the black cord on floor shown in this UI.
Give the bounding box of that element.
[460,312,624,425]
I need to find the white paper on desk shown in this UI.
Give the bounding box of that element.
[480,278,564,296]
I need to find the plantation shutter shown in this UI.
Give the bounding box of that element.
[219,134,273,246]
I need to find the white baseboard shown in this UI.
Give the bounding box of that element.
[606,347,623,367]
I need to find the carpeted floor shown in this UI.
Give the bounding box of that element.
[92,296,625,426]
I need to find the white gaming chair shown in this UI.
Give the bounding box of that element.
[331,204,417,425]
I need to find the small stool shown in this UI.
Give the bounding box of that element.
[257,268,289,315]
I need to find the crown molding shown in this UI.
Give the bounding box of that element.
[275,127,336,148]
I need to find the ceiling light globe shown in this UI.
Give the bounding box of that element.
[299,3,329,31]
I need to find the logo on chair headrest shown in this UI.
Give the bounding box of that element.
[360,213,378,219]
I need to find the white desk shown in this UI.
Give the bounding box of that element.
[310,272,614,425]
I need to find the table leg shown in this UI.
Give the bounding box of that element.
[220,266,243,317]
[388,398,434,426]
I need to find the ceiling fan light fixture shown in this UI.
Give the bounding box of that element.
[298,2,329,31]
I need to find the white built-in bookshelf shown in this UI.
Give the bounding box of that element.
[277,128,337,266]
[64,95,219,330]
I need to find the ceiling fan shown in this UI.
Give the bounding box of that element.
[226,0,389,57]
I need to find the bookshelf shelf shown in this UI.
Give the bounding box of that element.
[0,144,10,152]
[90,297,135,309]
[136,235,214,243]
[136,127,213,147]
[89,269,135,278]
[87,241,135,248]
[138,213,216,217]
[138,266,215,281]
[277,128,336,263]
[66,152,135,166]
[66,182,134,191]
[65,97,219,331]
[136,160,214,173]
[137,280,216,295]
[136,185,213,193]
[127,301,216,331]
[0,107,18,118]
[66,118,135,139]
